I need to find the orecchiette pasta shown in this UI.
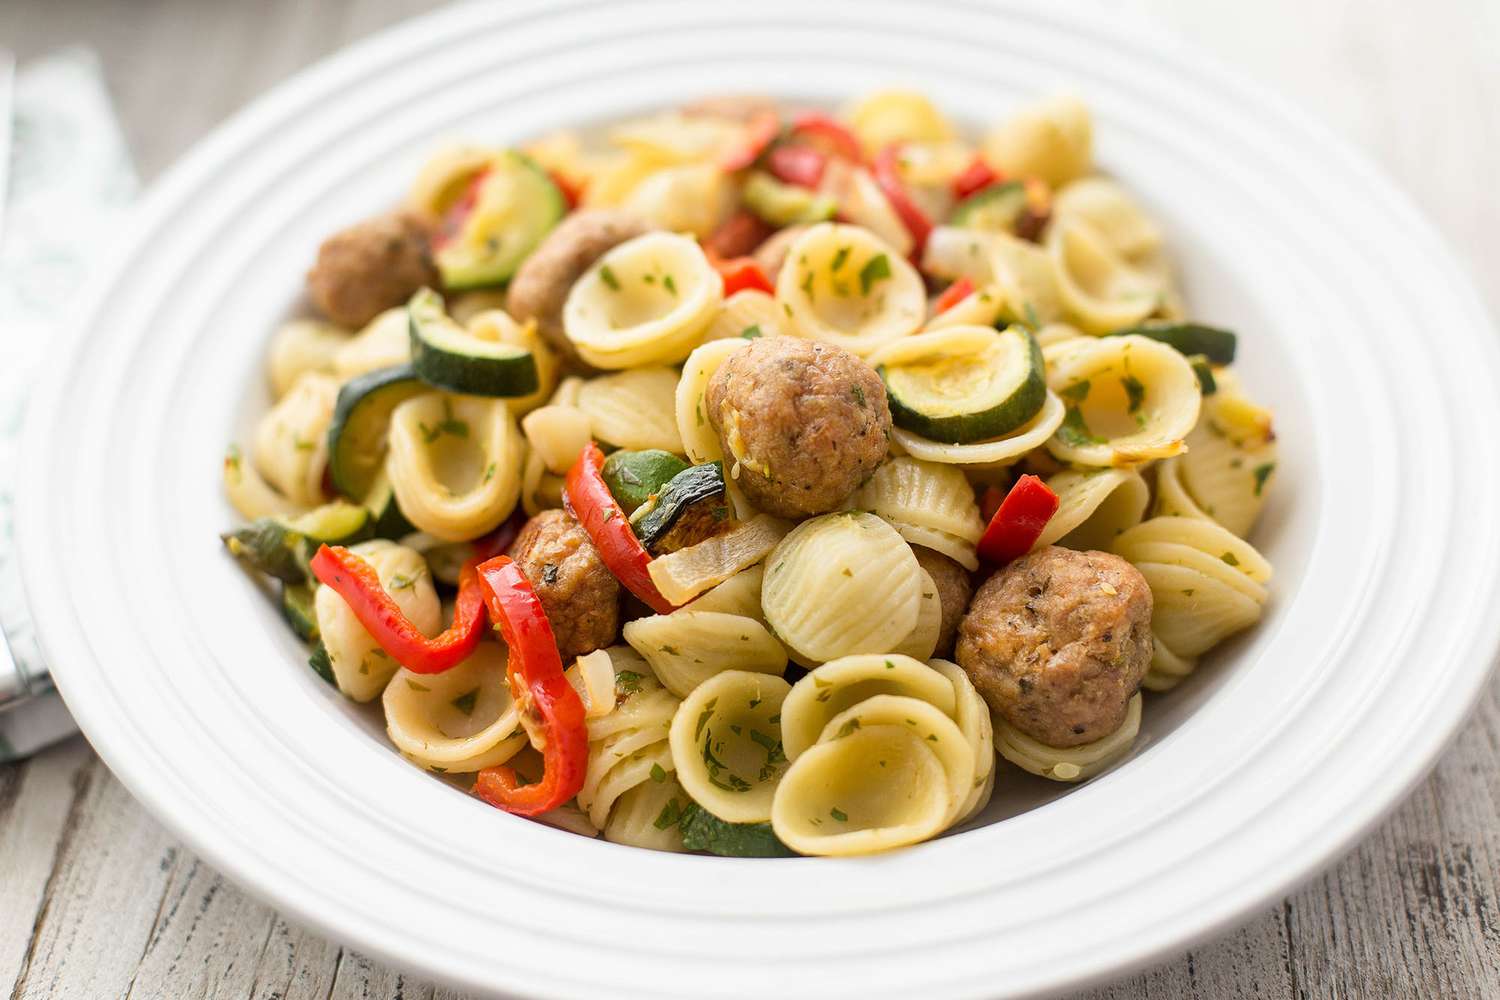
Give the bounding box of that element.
[1034,468,1151,551]
[779,654,957,761]
[622,611,787,698]
[386,392,523,541]
[253,371,339,508]
[520,404,593,476]
[927,659,997,823]
[669,671,791,823]
[315,540,440,702]
[576,367,684,453]
[817,694,975,824]
[333,307,411,379]
[761,513,922,664]
[267,319,348,399]
[891,569,943,661]
[1046,334,1201,467]
[675,338,750,465]
[980,93,1093,188]
[563,232,722,369]
[775,222,926,356]
[382,642,526,772]
[854,456,986,567]
[701,289,785,343]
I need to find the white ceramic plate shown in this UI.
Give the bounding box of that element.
[18,2,1500,997]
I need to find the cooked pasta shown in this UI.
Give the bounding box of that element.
[1045,335,1201,467]
[775,223,926,355]
[576,367,683,453]
[563,232,722,368]
[622,611,787,698]
[996,693,1142,781]
[224,89,1284,859]
[314,540,440,702]
[382,641,527,772]
[252,372,339,508]
[386,393,523,541]
[761,513,922,664]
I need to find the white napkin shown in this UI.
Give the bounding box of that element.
[0,47,138,761]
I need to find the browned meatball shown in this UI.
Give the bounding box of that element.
[913,546,973,658]
[705,336,891,518]
[306,211,438,329]
[957,546,1152,748]
[507,509,621,661]
[506,210,652,360]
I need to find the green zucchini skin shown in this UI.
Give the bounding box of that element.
[364,472,414,539]
[1108,321,1237,365]
[307,642,337,686]
[602,449,690,515]
[950,180,1028,232]
[434,150,565,290]
[676,803,794,858]
[635,462,729,552]
[743,171,838,226]
[326,364,427,500]
[222,501,374,583]
[406,287,538,397]
[881,328,1047,444]
[280,583,320,642]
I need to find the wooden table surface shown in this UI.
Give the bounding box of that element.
[4,1,1498,997]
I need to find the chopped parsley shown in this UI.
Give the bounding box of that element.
[858,253,892,296]
[831,245,851,272]
[450,689,479,715]
[1121,374,1146,414]
[740,324,764,340]
[662,274,677,296]
[599,264,621,291]
[830,807,848,822]
[615,670,645,697]
[650,762,668,783]
[1057,407,1105,447]
[405,678,432,693]
[835,718,861,738]
[1060,379,1091,404]
[851,384,866,408]
[654,797,684,830]
[1221,552,1241,567]
[1252,462,1275,496]
[800,269,816,302]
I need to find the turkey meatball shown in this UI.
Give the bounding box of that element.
[506,210,653,360]
[705,335,890,518]
[956,546,1151,747]
[306,211,438,329]
[913,547,973,658]
[507,509,621,661]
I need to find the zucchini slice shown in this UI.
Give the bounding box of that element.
[407,287,539,397]
[222,500,375,583]
[1107,321,1237,365]
[434,150,565,290]
[280,582,320,642]
[364,470,414,539]
[875,325,1046,444]
[743,171,838,227]
[634,462,731,553]
[601,449,690,515]
[326,364,427,501]
[950,181,1028,233]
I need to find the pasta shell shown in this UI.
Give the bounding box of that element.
[669,671,791,823]
[675,338,748,464]
[576,367,683,453]
[382,641,525,772]
[1035,468,1150,551]
[1045,335,1201,467]
[387,392,523,542]
[779,654,957,761]
[315,540,440,703]
[775,223,926,356]
[623,611,787,699]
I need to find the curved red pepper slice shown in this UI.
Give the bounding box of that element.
[720,110,781,172]
[933,276,976,315]
[952,155,1001,201]
[766,144,827,189]
[873,144,934,256]
[472,556,588,816]
[713,256,776,296]
[976,474,1060,565]
[788,112,864,163]
[564,442,676,614]
[309,544,486,674]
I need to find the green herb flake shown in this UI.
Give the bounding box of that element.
[615,670,644,697]
[740,324,763,339]
[841,567,853,577]
[663,274,678,296]
[1057,407,1105,448]
[885,659,896,670]
[654,798,683,830]
[1061,379,1091,404]
[650,762,668,784]
[851,383,866,408]
[450,688,479,715]
[830,807,848,822]
[1221,552,1241,567]
[694,700,717,740]
[405,678,432,693]
[799,268,816,302]
[660,644,680,656]
[858,254,892,296]
[599,265,621,291]
[831,245,851,272]
[1252,463,1275,496]
[1121,374,1146,414]
[835,718,861,738]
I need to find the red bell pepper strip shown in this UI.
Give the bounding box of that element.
[472,555,588,816]
[767,144,827,189]
[952,155,1001,201]
[720,109,781,171]
[712,256,775,296]
[704,209,774,260]
[548,169,583,211]
[309,544,487,674]
[432,167,490,251]
[976,475,1060,565]
[788,111,864,163]
[873,144,934,256]
[933,276,976,315]
[563,442,676,614]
